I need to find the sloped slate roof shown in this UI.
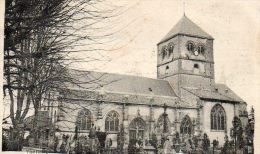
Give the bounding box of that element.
[215,84,245,102]
[182,84,245,103]
[159,15,213,44]
[67,69,177,98]
[61,89,192,108]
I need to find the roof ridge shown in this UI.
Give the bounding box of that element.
[70,68,169,82]
[158,15,213,44]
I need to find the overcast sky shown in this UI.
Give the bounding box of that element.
[70,0,260,110]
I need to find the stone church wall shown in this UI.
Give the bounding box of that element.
[202,101,235,145]
[57,99,200,148]
[58,97,241,147]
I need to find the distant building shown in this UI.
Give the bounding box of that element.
[47,15,248,150]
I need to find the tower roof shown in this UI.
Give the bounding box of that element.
[159,15,213,44]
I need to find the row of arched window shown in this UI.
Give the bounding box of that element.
[186,41,206,56]
[76,104,227,133]
[160,41,206,60]
[76,110,120,132]
[161,43,174,60]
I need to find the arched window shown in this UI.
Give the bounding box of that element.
[162,46,167,60]
[186,42,195,52]
[198,45,205,54]
[168,43,174,56]
[77,109,92,130]
[129,118,146,140]
[157,114,171,133]
[211,104,226,130]
[180,115,192,135]
[105,111,119,132]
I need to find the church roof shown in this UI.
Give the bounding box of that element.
[182,84,245,103]
[66,69,177,98]
[159,15,213,44]
[62,89,186,108]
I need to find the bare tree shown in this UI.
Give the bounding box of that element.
[4,0,123,150]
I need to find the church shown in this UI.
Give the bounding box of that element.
[50,15,248,151]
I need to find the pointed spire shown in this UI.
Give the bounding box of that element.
[183,0,186,16]
[158,15,213,44]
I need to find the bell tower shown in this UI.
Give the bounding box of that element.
[157,15,215,96]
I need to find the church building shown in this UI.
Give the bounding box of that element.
[51,15,248,150]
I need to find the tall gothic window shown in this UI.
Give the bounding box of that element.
[180,115,192,135]
[211,104,226,130]
[129,118,146,140]
[105,111,119,132]
[77,109,92,130]
[157,114,171,133]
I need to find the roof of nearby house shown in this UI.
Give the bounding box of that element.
[67,69,178,98]
[159,15,214,44]
[182,84,245,103]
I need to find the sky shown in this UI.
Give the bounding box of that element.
[70,0,260,111]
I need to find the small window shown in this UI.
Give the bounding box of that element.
[194,64,199,74]
[165,66,169,74]
[186,42,195,52]
[194,64,199,69]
